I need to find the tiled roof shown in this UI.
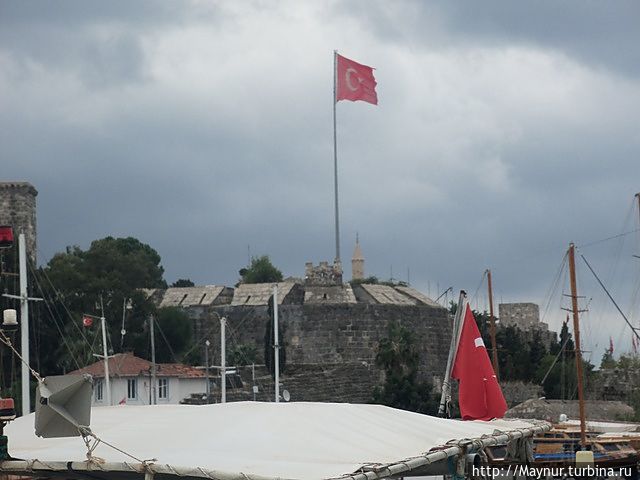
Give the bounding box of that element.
[359,284,418,305]
[304,285,357,304]
[395,286,440,307]
[159,286,225,308]
[231,282,295,306]
[69,352,204,379]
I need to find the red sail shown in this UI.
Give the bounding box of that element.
[452,305,507,420]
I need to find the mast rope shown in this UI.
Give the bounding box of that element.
[28,261,84,370]
[580,252,640,342]
[31,258,93,349]
[79,427,156,466]
[470,270,486,310]
[0,330,43,383]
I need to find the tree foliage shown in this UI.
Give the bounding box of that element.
[171,278,195,287]
[372,321,439,414]
[228,344,258,366]
[239,255,283,284]
[349,276,408,287]
[447,303,596,400]
[30,237,169,375]
[154,307,193,364]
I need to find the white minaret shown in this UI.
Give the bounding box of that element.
[351,234,365,280]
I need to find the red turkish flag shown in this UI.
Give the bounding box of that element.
[336,53,378,105]
[451,305,507,420]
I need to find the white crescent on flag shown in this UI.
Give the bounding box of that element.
[474,337,485,348]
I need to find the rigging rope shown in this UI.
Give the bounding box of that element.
[34,260,93,348]
[28,262,83,370]
[580,252,640,342]
[0,330,43,383]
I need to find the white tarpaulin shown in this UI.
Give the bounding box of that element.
[5,402,544,480]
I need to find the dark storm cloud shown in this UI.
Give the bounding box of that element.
[2,0,640,355]
[340,1,640,77]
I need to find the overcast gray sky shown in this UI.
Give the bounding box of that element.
[2,1,640,360]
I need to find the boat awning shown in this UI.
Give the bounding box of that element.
[2,402,549,480]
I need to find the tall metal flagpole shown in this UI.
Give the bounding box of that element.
[333,50,341,263]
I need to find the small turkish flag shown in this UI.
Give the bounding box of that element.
[82,316,93,328]
[451,305,507,420]
[336,53,378,105]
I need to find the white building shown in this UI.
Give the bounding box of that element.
[70,352,208,406]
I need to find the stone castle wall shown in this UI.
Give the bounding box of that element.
[499,302,541,329]
[191,302,452,402]
[0,182,38,264]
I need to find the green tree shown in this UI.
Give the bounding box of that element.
[372,321,438,414]
[228,344,257,366]
[171,278,195,287]
[34,237,166,374]
[349,276,380,285]
[154,307,193,363]
[600,349,616,369]
[239,255,283,284]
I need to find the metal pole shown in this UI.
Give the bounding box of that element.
[252,363,256,401]
[150,314,156,405]
[333,50,341,263]
[18,234,29,415]
[274,284,280,403]
[438,291,467,417]
[205,340,210,400]
[568,243,587,448]
[220,317,226,403]
[100,303,111,406]
[486,269,500,378]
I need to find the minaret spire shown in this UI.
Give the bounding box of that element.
[351,234,365,280]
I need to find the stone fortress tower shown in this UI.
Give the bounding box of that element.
[0,182,38,264]
[351,234,364,280]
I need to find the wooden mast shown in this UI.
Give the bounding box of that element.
[568,243,587,448]
[486,269,500,378]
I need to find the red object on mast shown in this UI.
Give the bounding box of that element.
[0,225,14,249]
[452,305,507,420]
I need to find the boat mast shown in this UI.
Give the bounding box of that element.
[438,290,467,417]
[486,269,499,378]
[568,243,587,448]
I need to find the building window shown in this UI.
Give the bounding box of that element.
[158,378,168,399]
[95,379,103,401]
[127,378,137,399]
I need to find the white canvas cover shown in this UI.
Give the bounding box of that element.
[6,402,541,480]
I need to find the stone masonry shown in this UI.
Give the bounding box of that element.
[498,302,557,349]
[150,282,452,403]
[0,182,38,264]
